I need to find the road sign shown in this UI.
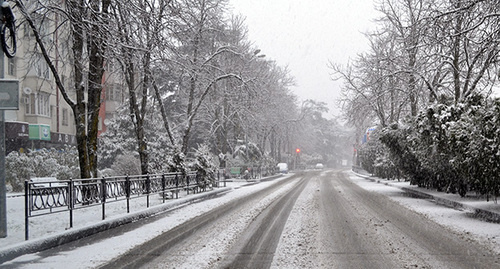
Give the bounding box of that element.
[0,79,19,110]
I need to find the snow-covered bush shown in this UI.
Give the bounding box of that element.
[357,129,386,175]
[5,152,34,192]
[379,123,430,187]
[373,153,400,180]
[98,104,175,175]
[259,154,277,176]
[446,96,500,200]
[166,146,188,175]
[412,102,464,192]
[5,146,80,192]
[98,106,139,170]
[110,153,141,176]
[380,95,500,201]
[380,107,465,192]
[232,142,262,166]
[192,144,217,187]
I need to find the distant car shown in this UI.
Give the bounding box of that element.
[315,163,324,170]
[277,163,288,173]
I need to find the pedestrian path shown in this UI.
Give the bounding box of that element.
[352,170,500,223]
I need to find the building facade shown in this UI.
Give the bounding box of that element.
[3,9,124,154]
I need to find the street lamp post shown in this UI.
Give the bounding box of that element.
[0,107,5,238]
[0,0,17,237]
[0,0,5,238]
[294,148,300,170]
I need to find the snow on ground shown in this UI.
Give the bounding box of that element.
[271,172,321,268]
[347,172,500,255]
[2,170,500,268]
[160,175,300,269]
[271,170,500,267]
[1,175,297,268]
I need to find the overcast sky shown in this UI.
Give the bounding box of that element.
[228,0,380,118]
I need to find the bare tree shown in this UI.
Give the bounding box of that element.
[332,29,409,129]
[161,0,246,156]
[110,0,174,174]
[377,0,432,115]
[333,0,500,137]
[16,0,111,178]
[426,0,500,103]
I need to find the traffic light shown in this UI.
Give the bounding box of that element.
[296,148,300,153]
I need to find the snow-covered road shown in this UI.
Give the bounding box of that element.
[2,169,500,268]
[272,170,500,268]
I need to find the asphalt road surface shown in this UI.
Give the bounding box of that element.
[101,170,499,268]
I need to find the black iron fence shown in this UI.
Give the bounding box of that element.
[24,171,219,240]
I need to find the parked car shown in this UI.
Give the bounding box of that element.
[277,163,288,173]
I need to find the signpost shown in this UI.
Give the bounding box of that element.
[0,79,18,238]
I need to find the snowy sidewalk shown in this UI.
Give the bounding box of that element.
[352,170,500,223]
[0,185,240,264]
[0,174,283,264]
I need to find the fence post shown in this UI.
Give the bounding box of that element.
[146,174,150,208]
[161,174,166,203]
[24,180,29,240]
[195,174,199,193]
[101,177,106,220]
[69,179,74,228]
[175,174,179,199]
[126,175,130,213]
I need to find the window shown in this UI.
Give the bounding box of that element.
[24,13,48,38]
[24,23,35,38]
[106,83,122,102]
[106,84,114,101]
[25,94,34,114]
[106,60,115,73]
[25,92,50,116]
[98,116,103,131]
[8,57,16,76]
[36,54,50,79]
[62,108,68,126]
[38,93,49,116]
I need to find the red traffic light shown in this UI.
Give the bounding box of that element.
[296,148,300,153]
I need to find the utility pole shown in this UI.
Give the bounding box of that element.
[0,78,18,237]
[0,0,18,237]
[0,0,5,237]
[294,148,300,171]
[0,106,5,238]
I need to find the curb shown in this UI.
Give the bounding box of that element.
[0,187,231,264]
[351,171,500,224]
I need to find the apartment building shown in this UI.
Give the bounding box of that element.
[2,11,124,154]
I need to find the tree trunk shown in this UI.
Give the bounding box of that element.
[452,2,463,103]
[125,58,150,175]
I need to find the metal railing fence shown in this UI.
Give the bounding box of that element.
[24,171,217,240]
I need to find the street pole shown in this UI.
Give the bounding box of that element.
[0,110,6,237]
[0,0,7,237]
